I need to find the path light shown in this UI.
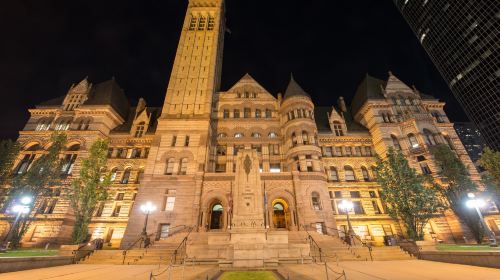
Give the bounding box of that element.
[338,200,356,245]
[466,193,497,247]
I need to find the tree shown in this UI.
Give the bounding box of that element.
[68,139,110,244]
[479,148,500,205]
[0,139,20,186]
[375,148,442,241]
[7,133,67,248]
[431,144,483,243]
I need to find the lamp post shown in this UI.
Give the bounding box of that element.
[338,200,356,245]
[2,196,32,250]
[140,202,156,248]
[466,193,498,247]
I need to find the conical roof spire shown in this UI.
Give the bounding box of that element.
[284,74,310,100]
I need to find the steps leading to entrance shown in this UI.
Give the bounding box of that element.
[307,231,414,261]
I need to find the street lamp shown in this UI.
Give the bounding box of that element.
[140,202,156,248]
[466,193,497,247]
[338,200,356,245]
[2,196,33,249]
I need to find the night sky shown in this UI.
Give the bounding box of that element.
[0,0,468,140]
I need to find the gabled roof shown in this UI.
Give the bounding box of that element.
[314,106,368,133]
[228,73,269,93]
[112,107,162,134]
[36,79,131,119]
[351,74,387,115]
[284,74,310,100]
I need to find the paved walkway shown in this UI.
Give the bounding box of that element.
[0,264,218,280]
[0,261,499,280]
[283,260,500,280]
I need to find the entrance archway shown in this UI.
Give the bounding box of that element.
[272,199,290,230]
[209,202,224,230]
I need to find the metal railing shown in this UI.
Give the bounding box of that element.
[149,226,195,280]
[304,224,373,261]
[122,225,191,265]
[72,238,104,263]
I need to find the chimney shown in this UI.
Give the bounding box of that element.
[338,96,347,113]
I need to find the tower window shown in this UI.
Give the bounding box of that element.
[207,16,215,30]
[198,17,206,30]
[189,16,197,31]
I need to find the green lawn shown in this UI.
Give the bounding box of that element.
[219,271,277,280]
[0,249,59,257]
[436,244,500,251]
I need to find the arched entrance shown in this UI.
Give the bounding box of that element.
[272,199,290,230]
[209,202,224,230]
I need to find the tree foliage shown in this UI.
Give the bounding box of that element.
[431,144,483,243]
[479,148,500,192]
[7,133,67,247]
[68,139,110,244]
[375,148,442,241]
[0,139,20,186]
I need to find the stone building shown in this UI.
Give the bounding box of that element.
[1,0,498,251]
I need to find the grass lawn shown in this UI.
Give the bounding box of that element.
[219,271,277,280]
[0,249,59,257]
[436,244,500,251]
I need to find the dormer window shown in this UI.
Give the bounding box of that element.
[135,122,145,138]
[332,122,344,136]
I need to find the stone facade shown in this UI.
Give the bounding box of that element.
[1,0,499,250]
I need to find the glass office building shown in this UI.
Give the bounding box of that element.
[393,0,499,150]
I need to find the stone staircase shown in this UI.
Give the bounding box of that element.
[81,231,190,265]
[307,231,414,261]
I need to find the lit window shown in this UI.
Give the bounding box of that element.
[165,197,176,211]
[234,133,244,138]
[178,158,188,175]
[311,192,322,210]
[252,132,261,138]
[268,132,278,138]
[329,167,338,181]
[165,159,175,175]
[408,133,419,148]
[344,166,356,181]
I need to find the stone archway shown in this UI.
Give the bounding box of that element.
[208,201,224,230]
[271,198,291,230]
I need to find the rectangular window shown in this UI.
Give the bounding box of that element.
[364,147,372,156]
[344,147,352,157]
[223,109,229,119]
[116,193,125,201]
[353,201,364,214]
[244,108,251,118]
[171,135,177,147]
[369,191,377,198]
[420,163,431,174]
[265,109,272,118]
[234,145,244,155]
[215,163,226,173]
[350,191,361,198]
[372,201,381,214]
[112,205,121,217]
[255,109,261,118]
[334,191,342,198]
[185,136,190,147]
[329,167,338,181]
[306,161,313,172]
[323,147,333,157]
[269,144,280,155]
[252,144,262,154]
[234,109,240,118]
[216,145,226,156]
[334,147,343,156]
[355,147,362,156]
[165,197,175,211]
[270,163,281,173]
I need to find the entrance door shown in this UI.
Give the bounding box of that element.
[209,203,223,230]
[273,203,287,229]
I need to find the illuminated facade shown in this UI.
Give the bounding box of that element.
[1,0,498,249]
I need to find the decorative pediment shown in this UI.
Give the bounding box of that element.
[226,73,276,100]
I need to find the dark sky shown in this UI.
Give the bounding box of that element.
[0,0,468,140]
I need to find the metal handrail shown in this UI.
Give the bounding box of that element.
[72,238,103,263]
[303,224,373,261]
[122,225,191,265]
[149,226,195,280]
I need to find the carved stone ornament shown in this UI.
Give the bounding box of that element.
[244,154,252,180]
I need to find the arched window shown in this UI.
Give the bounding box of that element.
[361,166,370,181]
[61,144,80,175]
[407,133,419,148]
[135,122,146,138]
[55,118,72,131]
[121,169,131,184]
[179,158,188,175]
[165,159,175,175]
[234,133,244,138]
[329,167,339,181]
[391,135,401,150]
[344,166,356,181]
[251,132,261,138]
[333,122,344,136]
[110,168,118,182]
[371,166,378,179]
[36,118,52,131]
[291,132,298,147]
[311,192,322,210]
[444,135,455,150]
[423,129,436,146]
[217,133,227,139]
[15,145,39,175]
[268,132,278,139]
[302,131,309,145]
